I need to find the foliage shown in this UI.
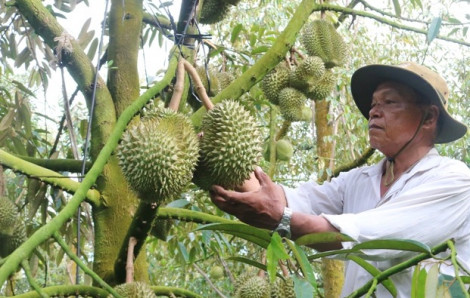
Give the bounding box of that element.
[0,0,469,297]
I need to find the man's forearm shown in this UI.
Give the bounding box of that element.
[290,212,342,251]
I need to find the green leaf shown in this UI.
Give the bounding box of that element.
[12,80,36,98]
[285,240,317,289]
[347,255,397,297]
[295,232,354,246]
[415,268,427,298]
[231,24,244,44]
[266,233,289,282]
[411,264,421,298]
[177,242,189,263]
[251,46,269,55]
[392,0,401,16]
[86,38,98,61]
[427,17,442,44]
[196,223,271,244]
[292,275,315,298]
[352,239,431,253]
[425,263,439,297]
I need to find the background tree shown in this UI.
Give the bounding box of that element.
[0,0,469,296]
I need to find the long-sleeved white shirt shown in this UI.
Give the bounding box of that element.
[283,148,470,297]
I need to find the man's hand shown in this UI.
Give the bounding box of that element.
[210,167,286,230]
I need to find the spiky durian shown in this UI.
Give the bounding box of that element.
[110,282,156,298]
[216,71,235,91]
[289,56,326,92]
[200,0,230,24]
[0,221,26,258]
[278,87,309,122]
[118,108,199,202]
[0,196,18,236]
[193,100,262,190]
[261,64,290,105]
[234,275,271,298]
[271,277,296,298]
[196,66,221,96]
[307,70,337,101]
[301,19,348,68]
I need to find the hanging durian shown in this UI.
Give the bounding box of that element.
[261,64,290,105]
[110,282,156,298]
[117,106,199,203]
[0,196,18,236]
[200,0,230,24]
[301,19,348,68]
[271,277,296,298]
[193,100,262,190]
[234,275,271,298]
[276,139,294,161]
[278,87,311,122]
[289,56,325,92]
[307,69,337,101]
[0,221,26,258]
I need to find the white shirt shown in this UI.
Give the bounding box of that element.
[283,148,470,297]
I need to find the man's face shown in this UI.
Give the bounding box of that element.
[368,81,425,156]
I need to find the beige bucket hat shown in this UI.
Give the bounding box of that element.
[351,62,467,143]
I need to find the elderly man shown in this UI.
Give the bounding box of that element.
[210,62,470,297]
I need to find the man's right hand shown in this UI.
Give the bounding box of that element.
[209,167,287,230]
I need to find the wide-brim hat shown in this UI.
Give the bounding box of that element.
[351,62,467,143]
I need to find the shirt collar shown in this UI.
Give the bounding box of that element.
[363,147,440,177]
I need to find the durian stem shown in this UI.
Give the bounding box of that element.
[181,58,214,110]
[52,232,121,298]
[169,59,185,111]
[21,260,48,298]
[125,237,137,283]
[193,263,227,298]
[275,121,291,141]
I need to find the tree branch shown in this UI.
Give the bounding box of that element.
[0,149,101,206]
[12,285,110,298]
[332,147,376,177]
[349,241,450,297]
[14,155,92,173]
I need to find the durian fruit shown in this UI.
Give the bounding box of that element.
[289,56,325,92]
[209,265,225,279]
[263,139,294,162]
[118,108,199,202]
[0,221,26,258]
[306,69,337,101]
[200,0,230,24]
[276,139,294,161]
[196,66,221,96]
[261,64,290,105]
[0,196,18,236]
[271,277,296,298]
[216,71,235,91]
[109,282,156,298]
[301,19,348,68]
[278,87,309,122]
[193,100,262,190]
[234,275,271,298]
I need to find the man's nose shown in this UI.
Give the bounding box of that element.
[369,104,382,119]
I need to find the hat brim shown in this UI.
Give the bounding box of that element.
[351,64,467,143]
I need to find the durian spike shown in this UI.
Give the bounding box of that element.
[126,237,137,283]
[181,58,215,110]
[168,59,185,111]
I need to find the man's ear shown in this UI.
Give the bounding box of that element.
[423,105,439,127]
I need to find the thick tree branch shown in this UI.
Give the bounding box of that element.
[0,149,101,206]
[12,285,110,298]
[332,147,376,177]
[14,155,92,173]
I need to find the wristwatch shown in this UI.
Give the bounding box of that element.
[273,207,292,239]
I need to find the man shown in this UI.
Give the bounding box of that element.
[210,62,470,297]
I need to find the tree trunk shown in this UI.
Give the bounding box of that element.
[315,98,344,297]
